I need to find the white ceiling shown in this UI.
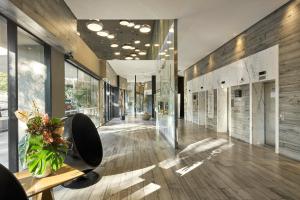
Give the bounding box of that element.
[65,0,289,74]
[108,60,157,82]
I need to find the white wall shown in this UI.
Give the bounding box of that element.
[186,45,279,152]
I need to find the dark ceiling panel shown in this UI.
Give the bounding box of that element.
[77,20,155,60]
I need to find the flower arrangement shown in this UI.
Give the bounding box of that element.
[16,101,68,178]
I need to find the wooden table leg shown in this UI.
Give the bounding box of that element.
[32,189,54,200]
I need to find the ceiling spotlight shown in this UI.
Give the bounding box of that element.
[145,43,150,47]
[127,22,135,27]
[154,43,160,47]
[114,52,120,55]
[159,52,166,56]
[120,20,129,26]
[135,57,140,60]
[111,44,118,48]
[135,49,140,52]
[134,40,141,44]
[86,21,103,32]
[169,47,174,50]
[107,34,115,39]
[139,51,147,56]
[122,44,133,50]
[97,30,109,37]
[131,53,137,57]
[167,40,172,44]
[164,49,168,52]
[139,24,151,33]
[165,54,170,57]
[125,56,133,60]
[134,24,141,29]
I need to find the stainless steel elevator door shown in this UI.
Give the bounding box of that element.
[264,81,275,146]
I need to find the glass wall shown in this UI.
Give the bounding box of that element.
[0,16,8,167]
[156,21,178,148]
[64,62,100,127]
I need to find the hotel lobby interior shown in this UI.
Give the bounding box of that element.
[0,0,299,199]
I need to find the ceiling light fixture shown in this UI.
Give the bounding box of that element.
[145,43,150,47]
[134,40,140,44]
[139,51,147,56]
[165,54,170,57]
[111,44,118,48]
[114,52,120,55]
[169,47,174,50]
[127,22,135,27]
[139,24,151,33]
[154,43,160,47]
[167,40,172,44]
[131,53,137,57]
[122,44,133,50]
[135,49,140,52]
[97,30,109,37]
[120,20,129,26]
[86,21,103,32]
[107,34,115,39]
[125,56,133,60]
[134,24,141,29]
[135,57,140,60]
[159,52,166,56]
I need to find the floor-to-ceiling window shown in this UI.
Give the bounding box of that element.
[0,16,8,168]
[64,61,100,127]
[17,28,47,146]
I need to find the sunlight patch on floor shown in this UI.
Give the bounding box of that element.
[121,183,161,200]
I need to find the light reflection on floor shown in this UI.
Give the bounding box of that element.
[121,183,161,200]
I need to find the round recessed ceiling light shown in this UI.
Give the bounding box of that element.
[125,56,133,60]
[167,40,172,44]
[111,44,118,48]
[134,40,140,44]
[107,34,115,39]
[135,57,140,60]
[139,24,151,33]
[154,43,160,47]
[120,20,129,26]
[134,24,141,29]
[131,53,137,57]
[114,52,120,55]
[127,22,135,27]
[139,51,147,56]
[135,49,140,52]
[97,30,109,37]
[86,21,103,32]
[145,43,151,47]
[122,44,133,50]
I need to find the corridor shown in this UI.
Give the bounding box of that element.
[55,118,300,200]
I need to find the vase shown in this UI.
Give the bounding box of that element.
[32,164,52,178]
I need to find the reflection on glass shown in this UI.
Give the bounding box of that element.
[0,16,8,167]
[64,62,100,126]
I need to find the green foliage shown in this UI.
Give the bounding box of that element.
[0,72,7,91]
[20,134,67,176]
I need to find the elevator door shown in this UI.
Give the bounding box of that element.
[264,81,275,146]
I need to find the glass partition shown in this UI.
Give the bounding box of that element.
[155,21,178,148]
[0,16,8,167]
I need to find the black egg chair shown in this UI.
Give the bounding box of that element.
[63,113,103,188]
[0,164,28,200]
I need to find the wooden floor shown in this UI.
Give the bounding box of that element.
[55,118,300,200]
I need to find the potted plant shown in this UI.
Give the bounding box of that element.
[16,102,68,178]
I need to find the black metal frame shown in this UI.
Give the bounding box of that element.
[4,17,52,172]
